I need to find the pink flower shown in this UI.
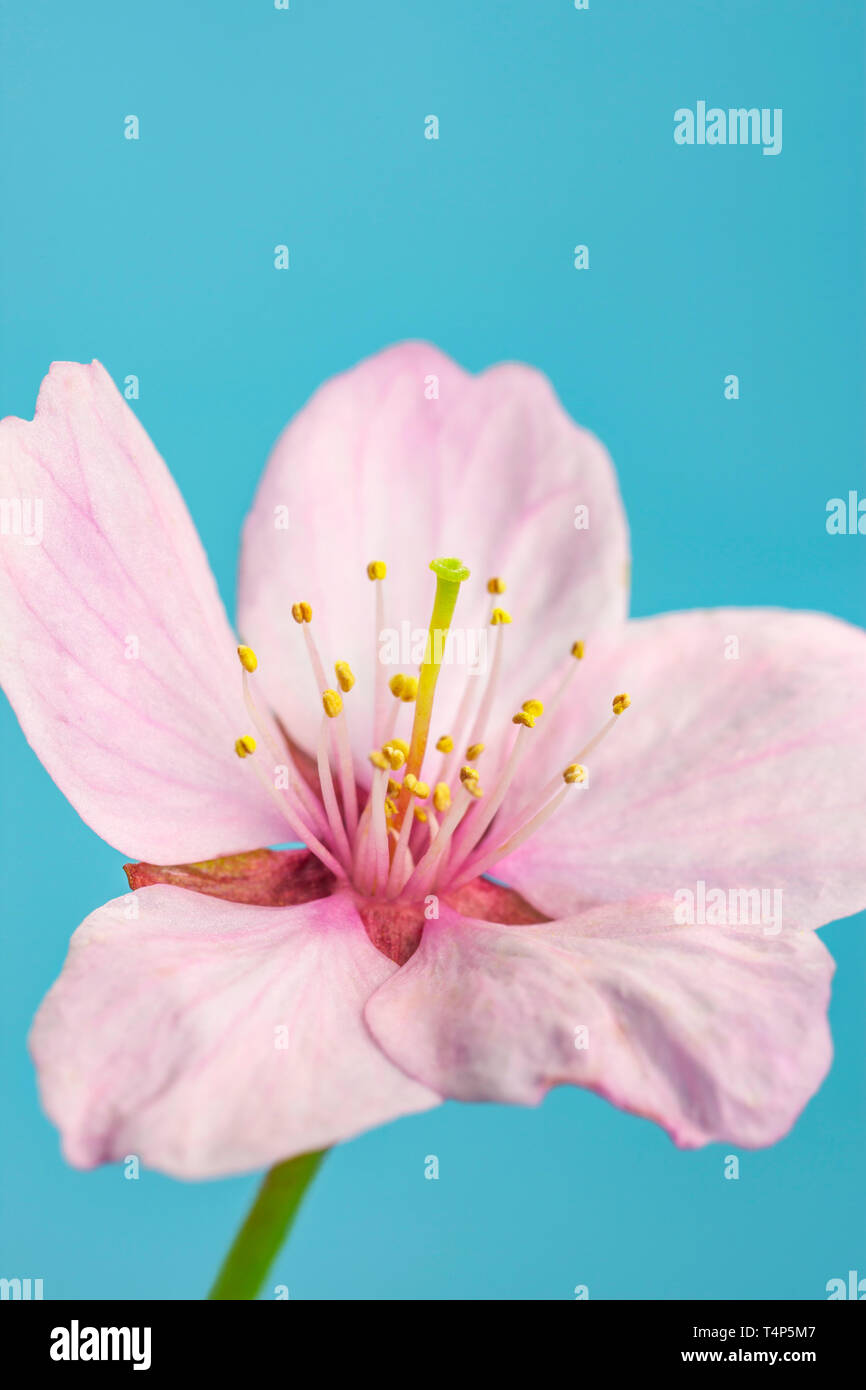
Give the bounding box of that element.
[2,343,864,1179]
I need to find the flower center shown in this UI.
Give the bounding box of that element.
[234,557,629,907]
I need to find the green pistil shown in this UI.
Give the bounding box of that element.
[397,557,470,819]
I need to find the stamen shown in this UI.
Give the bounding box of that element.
[353,762,384,894]
[490,695,630,850]
[487,576,506,594]
[451,761,587,890]
[449,601,510,783]
[386,775,427,898]
[234,734,256,757]
[369,767,391,893]
[316,716,352,869]
[296,616,359,838]
[448,710,539,874]
[465,741,484,760]
[335,661,355,693]
[543,640,586,724]
[403,782,475,898]
[436,734,454,753]
[299,614,329,693]
[239,735,345,880]
[368,561,388,744]
[237,645,329,838]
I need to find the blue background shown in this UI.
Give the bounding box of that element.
[1,0,864,1299]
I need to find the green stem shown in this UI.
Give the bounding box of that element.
[208,1150,327,1300]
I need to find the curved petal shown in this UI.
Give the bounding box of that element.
[30,885,439,1179]
[365,898,834,1148]
[500,608,866,929]
[237,341,629,766]
[0,362,286,862]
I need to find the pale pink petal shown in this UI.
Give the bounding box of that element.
[30,885,439,1179]
[500,609,866,929]
[0,363,286,862]
[365,898,834,1148]
[237,341,629,766]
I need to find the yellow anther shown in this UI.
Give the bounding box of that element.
[459,765,480,784]
[400,676,418,703]
[412,781,430,800]
[404,773,418,792]
[563,763,587,784]
[389,673,406,698]
[465,780,484,799]
[390,737,409,757]
[414,806,428,823]
[382,744,405,770]
[368,750,388,771]
[433,782,451,812]
[234,734,257,758]
[237,645,258,673]
[612,692,631,716]
[387,778,402,797]
[322,689,343,718]
[521,699,544,719]
[571,640,585,660]
[490,607,512,626]
[366,560,387,581]
[384,797,397,818]
[335,660,355,693]
[512,710,535,728]
[465,742,485,760]
[291,601,313,624]
[487,576,506,594]
[435,734,454,754]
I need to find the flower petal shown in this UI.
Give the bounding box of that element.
[0,363,285,862]
[237,342,629,765]
[30,884,439,1179]
[365,898,834,1148]
[500,608,866,928]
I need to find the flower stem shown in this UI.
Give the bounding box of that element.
[208,1150,327,1300]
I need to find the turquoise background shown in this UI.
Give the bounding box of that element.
[1,0,864,1299]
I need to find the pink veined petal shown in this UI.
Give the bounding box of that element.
[364,897,835,1149]
[237,341,630,770]
[500,608,866,929]
[0,362,286,863]
[29,885,440,1180]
